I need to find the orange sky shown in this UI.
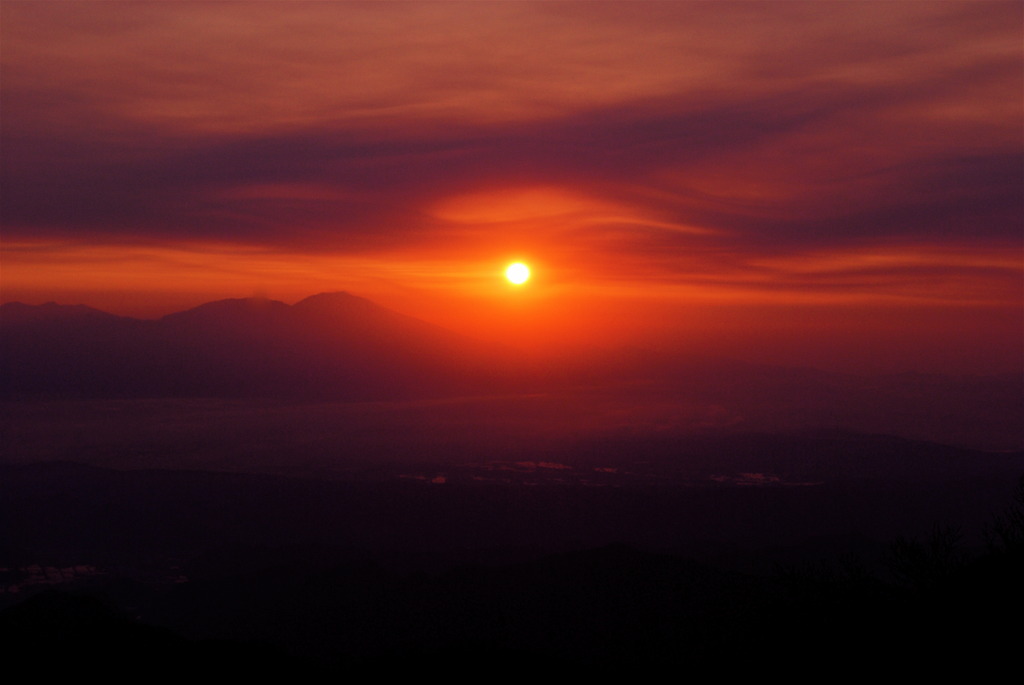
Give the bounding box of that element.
[2,2,1021,372]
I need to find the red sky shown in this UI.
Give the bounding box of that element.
[2,1,1021,373]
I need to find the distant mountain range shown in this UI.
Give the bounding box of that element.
[3,292,1022,450]
[0,292,524,399]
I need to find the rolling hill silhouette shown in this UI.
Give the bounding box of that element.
[3,292,1021,450]
[1,292,523,399]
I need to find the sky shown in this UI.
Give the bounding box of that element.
[2,1,1021,372]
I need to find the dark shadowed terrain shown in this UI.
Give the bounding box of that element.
[2,295,1022,675]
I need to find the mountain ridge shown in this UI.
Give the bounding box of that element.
[3,293,1021,450]
[0,292,525,400]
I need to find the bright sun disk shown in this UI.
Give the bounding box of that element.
[505,262,530,284]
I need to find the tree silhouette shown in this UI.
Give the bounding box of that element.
[886,524,966,592]
[985,475,1024,553]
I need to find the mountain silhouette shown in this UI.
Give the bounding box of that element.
[4,293,1021,451]
[0,301,129,325]
[1,293,524,400]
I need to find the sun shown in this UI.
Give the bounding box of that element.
[505,262,530,285]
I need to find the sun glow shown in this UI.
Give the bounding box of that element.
[505,262,531,285]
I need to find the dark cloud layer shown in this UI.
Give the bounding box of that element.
[5,77,1020,252]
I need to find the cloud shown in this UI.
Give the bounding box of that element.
[1,1,1020,304]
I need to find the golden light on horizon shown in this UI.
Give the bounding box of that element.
[505,262,531,285]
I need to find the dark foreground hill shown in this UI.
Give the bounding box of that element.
[2,461,1021,676]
